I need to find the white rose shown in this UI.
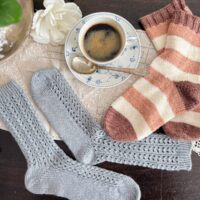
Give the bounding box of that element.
[31,0,82,45]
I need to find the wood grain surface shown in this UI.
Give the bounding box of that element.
[1,0,200,200]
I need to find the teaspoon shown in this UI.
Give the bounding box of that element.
[71,57,147,77]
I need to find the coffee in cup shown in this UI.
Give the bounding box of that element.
[84,23,122,62]
[78,16,132,65]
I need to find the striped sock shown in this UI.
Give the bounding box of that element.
[141,1,200,141]
[162,12,200,141]
[104,10,200,141]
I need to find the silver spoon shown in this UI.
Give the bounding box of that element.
[71,57,147,77]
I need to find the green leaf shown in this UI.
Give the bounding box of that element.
[0,0,23,27]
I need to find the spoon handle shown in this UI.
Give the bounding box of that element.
[97,65,147,77]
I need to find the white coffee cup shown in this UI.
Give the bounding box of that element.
[78,16,136,65]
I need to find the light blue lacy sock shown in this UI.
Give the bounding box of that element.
[0,81,141,200]
[31,68,192,171]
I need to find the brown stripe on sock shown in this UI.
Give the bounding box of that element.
[163,121,200,141]
[104,106,137,141]
[160,49,200,75]
[193,107,200,112]
[175,81,200,111]
[172,11,200,34]
[140,7,171,29]
[140,0,191,29]
[123,87,164,130]
[146,68,185,114]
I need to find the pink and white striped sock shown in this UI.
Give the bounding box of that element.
[141,0,200,141]
[103,11,200,141]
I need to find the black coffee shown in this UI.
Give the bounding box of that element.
[84,24,122,61]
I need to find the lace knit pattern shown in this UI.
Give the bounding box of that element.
[0,81,140,187]
[32,69,192,171]
[93,134,192,170]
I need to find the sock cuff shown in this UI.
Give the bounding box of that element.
[98,133,192,171]
[171,11,200,34]
[140,0,190,29]
[0,81,22,102]
[177,140,193,171]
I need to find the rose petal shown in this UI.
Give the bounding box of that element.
[50,27,65,45]
[43,0,64,8]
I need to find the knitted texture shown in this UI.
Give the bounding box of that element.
[0,81,141,200]
[140,0,192,52]
[104,10,200,141]
[140,1,200,141]
[31,68,192,171]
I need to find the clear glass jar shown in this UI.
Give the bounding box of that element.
[0,0,33,63]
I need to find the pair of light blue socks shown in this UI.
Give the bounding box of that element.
[0,81,140,200]
[0,68,192,200]
[31,68,192,171]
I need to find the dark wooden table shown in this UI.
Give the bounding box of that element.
[1,0,200,199]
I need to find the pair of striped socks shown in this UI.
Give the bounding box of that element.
[104,0,200,141]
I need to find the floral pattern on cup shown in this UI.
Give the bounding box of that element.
[64,12,141,88]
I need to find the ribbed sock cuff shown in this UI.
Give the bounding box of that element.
[177,140,192,171]
[0,81,21,102]
[172,11,200,34]
[140,0,191,29]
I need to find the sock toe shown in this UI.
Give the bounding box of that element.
[104,107,138,141]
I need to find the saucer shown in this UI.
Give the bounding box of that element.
[64,12,141,88]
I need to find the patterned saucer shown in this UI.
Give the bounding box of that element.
[64,12,141,88]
